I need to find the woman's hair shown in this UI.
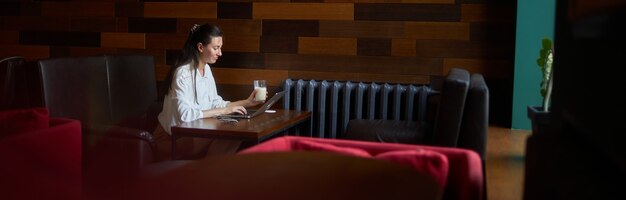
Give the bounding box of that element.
[163,23,223,96]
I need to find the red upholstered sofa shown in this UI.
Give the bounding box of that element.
[0,107,82,200]
[240,136,483,200]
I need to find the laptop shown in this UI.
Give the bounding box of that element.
[220,91,285,119]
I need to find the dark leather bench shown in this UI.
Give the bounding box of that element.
[343,68,489,159]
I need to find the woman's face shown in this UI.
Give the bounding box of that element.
[199,36,223,64]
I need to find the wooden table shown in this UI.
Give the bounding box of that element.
[123,151,442,200]
[170,109,311,159]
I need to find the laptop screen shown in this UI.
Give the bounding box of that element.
[221,91,285,118]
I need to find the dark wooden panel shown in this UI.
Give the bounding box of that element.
[217,2,252,19]
[101,32,145,49]
[115,2,143,18]
[144,2,216,18]
[355,3,460,21]
[116,17,129,32]
[443,58,513,79]
[415,40,513,59]
[176,19,219,35]
[128,18,177,33]
[391,38,416,57]
[298,37,356,55]
[265,53,442,75]
[253,3,353,20]
[20,2,41,16]
[2,16,71,31]
[261,36,298,53]
[405,22,470,40]
[470,22,516,42]
[71,17,117,32]
[358,0,454,3]
[262,20,318,37]
[212,68,288,86]
[319,20,403,38]
[461,3,516,22]
[50,46,70,58]
[217,84,282,104]
[176,19,262,36]
[222,35,259,52]
[293,0,324,2]
[287,70,431,85]
[212,52,265,69]
[0,31,19,45]
[42,2,115,17]
[0,45,49,60]
[0,2,20,16]
[165,49,180,65]
[146,33,187,50]
[357,38,391,56]
[117,48,166,66]
[216,19,262,36]
[69,47,118,57]
[20,30,100,47]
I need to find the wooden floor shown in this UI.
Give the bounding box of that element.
[485,126,531,200]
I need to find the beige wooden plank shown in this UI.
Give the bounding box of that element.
[212,68,288,87]
[288,70,430,84]
[144,2,217,18]
[392,38,416,57]
[443,58,513,79]
[298,37,357,56]
[101,32,146,49]
[405,22,470,40]
[0,45,49,61]
[42,2,114,17]
[253,3,353,20]
[222,36,260,53]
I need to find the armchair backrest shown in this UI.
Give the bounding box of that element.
[0,56,26,110]
[38,56,112,129]
[431,68,470,147]
[105,55,157,128]
[459,73,489,159]
[37,55,157,131]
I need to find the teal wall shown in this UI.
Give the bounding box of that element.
[512,0,556,130]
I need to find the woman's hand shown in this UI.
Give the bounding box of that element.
[246,90,266,107]
[223,105,247,115]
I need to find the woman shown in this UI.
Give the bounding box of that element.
[155,24,263,160]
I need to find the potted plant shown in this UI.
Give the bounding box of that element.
[527,38,554,135]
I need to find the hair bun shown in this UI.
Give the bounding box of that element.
[190,24,200,34]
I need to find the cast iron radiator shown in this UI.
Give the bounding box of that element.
[282,79,433,138]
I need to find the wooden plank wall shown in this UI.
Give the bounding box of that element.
[0,0,516,123]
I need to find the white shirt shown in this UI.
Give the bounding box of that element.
[158,63,229,135]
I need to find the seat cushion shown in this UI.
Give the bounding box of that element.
[375,149,449,189]
[294,140,372,158]
[0,107,49,138]
[344,119,429,144]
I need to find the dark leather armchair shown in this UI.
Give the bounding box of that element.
[37,55,160,173]
[0,56,25,110]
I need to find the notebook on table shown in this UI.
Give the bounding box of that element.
[220,91,285,119]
